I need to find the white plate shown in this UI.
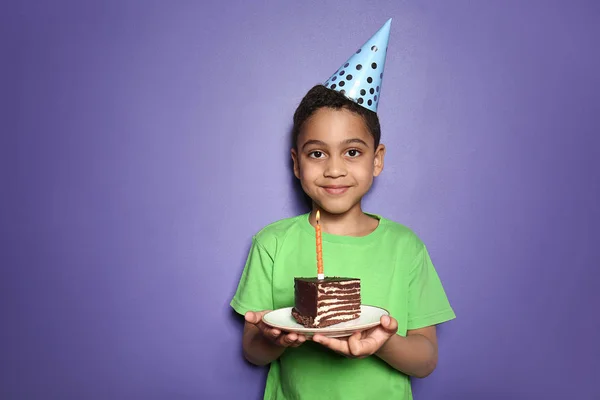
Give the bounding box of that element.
[262,305,389,338]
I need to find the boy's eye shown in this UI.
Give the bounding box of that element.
[309,151,325,159]
[345,149,361,157]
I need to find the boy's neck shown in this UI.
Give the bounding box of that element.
[309,204,379,237]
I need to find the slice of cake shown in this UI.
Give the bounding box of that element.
[291,277,361,328]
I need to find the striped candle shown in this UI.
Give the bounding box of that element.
[316,210,324,279]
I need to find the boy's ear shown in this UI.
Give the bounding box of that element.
[373,144,386,177]
[291,148,301,179]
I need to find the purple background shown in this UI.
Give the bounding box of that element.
[3,0,599,399]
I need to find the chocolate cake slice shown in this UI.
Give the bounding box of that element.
[291,277,361,328]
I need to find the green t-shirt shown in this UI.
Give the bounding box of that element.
[230,213,455,400]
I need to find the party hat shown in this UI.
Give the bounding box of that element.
[324,19,392,112]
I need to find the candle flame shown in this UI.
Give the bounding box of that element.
[316,210,320,223]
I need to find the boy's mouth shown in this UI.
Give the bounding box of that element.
[321,185,350,195]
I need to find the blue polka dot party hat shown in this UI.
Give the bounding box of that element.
[324,18,392,112]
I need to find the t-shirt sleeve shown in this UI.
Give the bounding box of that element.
[406,243,456,330]
[230,236,274,315]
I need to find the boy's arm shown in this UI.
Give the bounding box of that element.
[378,240,453,377]
[242,311,306,366]
[312,317,438,378]
[232,238,306,365]
[375,325,438,378]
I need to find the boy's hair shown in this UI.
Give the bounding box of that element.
[292,85,381,149]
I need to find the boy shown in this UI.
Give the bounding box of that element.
[230,20,455,399]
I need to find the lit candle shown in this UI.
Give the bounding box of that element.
[316,210,324,280]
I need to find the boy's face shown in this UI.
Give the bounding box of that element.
[291,107,385,215]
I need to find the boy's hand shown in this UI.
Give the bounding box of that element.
[312,315,398,358]
[245,311,307,348]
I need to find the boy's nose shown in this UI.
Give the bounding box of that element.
[323,156,347,178]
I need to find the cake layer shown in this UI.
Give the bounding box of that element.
[318,293,360,301]
[317,289,360,298]
[316,304,360,314]
[318,283,360,290]
[316,312,360,326]
[319,297,360,304]
[292,308,360,328]
[296,277,359,283]
[314,310,359,325]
